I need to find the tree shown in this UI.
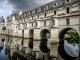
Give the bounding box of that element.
[65,30,79,44]
[2,26,6,30]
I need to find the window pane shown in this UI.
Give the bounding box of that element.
[67,7,69,14]
[66,18,70,25]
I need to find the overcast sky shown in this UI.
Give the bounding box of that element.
[0,0,54,20]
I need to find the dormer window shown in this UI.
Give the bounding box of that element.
[53,3,58,7]
[65,0,71,3]
[32,10,35,14]
[67,0,69,2]
[27,12,30,15]
[44,5,48,10]
[37,8,41,12]
[54,4,56,6]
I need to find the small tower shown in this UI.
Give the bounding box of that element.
[12,11,16,15]
[19,10,23,16]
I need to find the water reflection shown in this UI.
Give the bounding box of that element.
[64,40,79,57]
[0,41,10,60]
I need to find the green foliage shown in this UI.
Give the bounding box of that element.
[2,26,6,30]
[65,30,79,44]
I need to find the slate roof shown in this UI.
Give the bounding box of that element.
[20,0,78,17]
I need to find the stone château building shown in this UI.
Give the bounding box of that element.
[6,0,80,60]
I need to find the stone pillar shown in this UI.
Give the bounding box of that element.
[50,28,59,60]
[24,29,29,38]
[18,30,22,37]
[33,29,41,59]
[23,38,29,53]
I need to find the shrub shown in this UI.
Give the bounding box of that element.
[2,26,6,30]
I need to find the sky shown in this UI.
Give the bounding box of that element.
[0,0,54,20]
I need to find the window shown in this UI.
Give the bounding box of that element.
[67,0,69,2]
[37,8,41,12]
[32,23,33,27]
[52,19,55,25]
[32,16,33,20]
[54,10,56,15]
[32,10,35,14]
[54,4,56,6]
[44,21,46,26]
[36,22,37,27]
[44,13,46,18]
[38,15,39,18]
[66,18,70,25]
[44,5,48,10]
[66,7,70,14]
[26,24,27,27]
[27,12,30,15]
[16,26,17,28]
[53,3,58,7]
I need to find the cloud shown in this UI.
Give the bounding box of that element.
[0,0,54,19]
[2,0,54,12]
[0,9,7,14]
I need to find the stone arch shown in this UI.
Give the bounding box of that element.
[58,27,79,60]
[39,29,51,60]
[28,29,34,49]
[39,29,50,53]
[59,28,72,41]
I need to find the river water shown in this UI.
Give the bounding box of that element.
[0,35,79,60]
[0,40,10,60]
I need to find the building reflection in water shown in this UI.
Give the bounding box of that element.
[0,34,79,60]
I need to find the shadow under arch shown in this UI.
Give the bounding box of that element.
[28,29,34,49]
[39,29,50,53]
[21,29,24,45]
[58,27,79,60]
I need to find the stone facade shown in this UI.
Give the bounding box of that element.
[6,0,80,60]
